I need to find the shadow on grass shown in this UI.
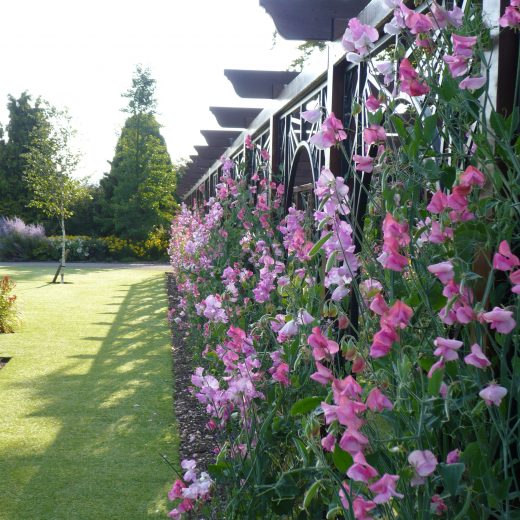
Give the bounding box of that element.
[1,275,177,520]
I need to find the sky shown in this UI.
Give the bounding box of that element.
[0,0,303,183]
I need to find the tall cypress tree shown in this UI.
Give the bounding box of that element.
[97,66,177,240]
[0,93,43,220]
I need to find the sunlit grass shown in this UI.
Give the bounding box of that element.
[0,265,177,519]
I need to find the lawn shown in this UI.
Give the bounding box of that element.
[0,265,177,520]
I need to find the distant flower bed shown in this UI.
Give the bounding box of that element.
[166,1,520,518]
[0,276,19,333]
[0,216,168,262]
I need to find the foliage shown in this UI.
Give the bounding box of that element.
[0,216,48,261]
[167,2,520,519]
[289,40,327,71]
[0,275,19,333]
[98,66,178,241]
[0,92,44,222]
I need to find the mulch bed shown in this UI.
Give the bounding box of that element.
[166,273,218,471]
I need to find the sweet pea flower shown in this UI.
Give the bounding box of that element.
[321,433,336,452]
[181,459,197,482]
[481,307,516,334]
[408,450,438,477]
[168,479,187,501]
[370,325,398,358]
[479,383,508,406]
[363,124,387,144]
[277,319,298,342]
[428,358,445,378]
[431,495,448,516]
[310,361,334,385]
[339,427,370,454]
[510,269,520,294]
[434,337,463,361]
[353,154,374,173]
[452,34,478,57]
[368,474,403,504]
[430,2,463,28]
[347,452,379,483]
[342,18,379,59]
[308,327,339,360]
[460,165,486,187]
[370,293,389,315]
[464,343,491,368]
[493,240,520,271]
[401,3,434,33]
[446,449,461,464]
[460,75,487,90]
[366,94,382,112]
[443,54,469,77]
[382,300,413,329]
[399,58,430,96]
[427,190,449,213]
[310,112,347,149]
[428,261,454,284]
[271,362,290,386]
[301,109,322,123]
[500,3,520,27]
[366,388,394,411]
[353,497,377,520]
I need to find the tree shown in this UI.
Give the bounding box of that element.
[0,93,43,221]
[23,104,90,282]
[98,66,177,240]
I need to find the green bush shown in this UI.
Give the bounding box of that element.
[0,276,19,333]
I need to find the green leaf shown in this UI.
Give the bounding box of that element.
[439,463,465,496]
[325,250,337,272]
[423,115,438,144]
[439,75,458,101]
[290,396,322,416]
[309,232,332,257]
[303,480,322,510]
[391,115,409,143]
[326,506,343,519]
[428,368,444,395]
[440,166,456,189]
[333,445,353,473]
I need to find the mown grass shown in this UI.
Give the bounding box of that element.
[0,265,177,520]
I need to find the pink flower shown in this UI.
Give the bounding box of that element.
[443,54,469,77]
[428,261,454,284]
[333,375,363,400]
[460,165,485,187]
[368,474,403,504]
[272,362,290,386]
[493,240,520,271]
[464,343,491,368]
[363,124,386,144]
[452,34,478,57]
[310,361,335,385]
[399,59,430,96]
[366,388,394,411]
[428,358,445,379]
[460,75,487,90]
[408,450,438,477]
[427,190,449,213]
[366,95,381,112]
[310,112,346,149]
[168,479,187,501]
[481,307,516,334]
[352,356,366,373]
[339,428,370,454]
[342,18,379,58]
[321,433,336,452]
[301,109,321,123]
[401,3,434,34]
[500,4,520,27]
[447,185,471,210]
[382,300,413,329]
[353,154,374,173]
[479,383,508,406]
[510,269,520,294]
[181,459,197,482]
[370,293,388,315]
[430,2,463,28]
[431,494,448,516]
[347,452,379,483]
[353,497,377,520]
[370,326,398,358]
[308,327,339,360]
[446,449,460,464]
[434,337,463,361]
[245,134,254,149]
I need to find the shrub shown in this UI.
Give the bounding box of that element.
[0,217,48,260]
[0,276,19,333]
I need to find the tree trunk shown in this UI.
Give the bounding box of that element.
[60,215,66,284]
